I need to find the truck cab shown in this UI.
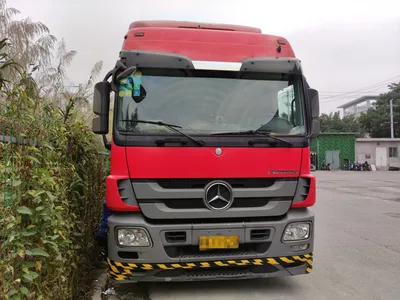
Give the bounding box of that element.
[92,20,320,282]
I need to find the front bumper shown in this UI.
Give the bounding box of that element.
[107,208,314,282]
[108,253,313,282]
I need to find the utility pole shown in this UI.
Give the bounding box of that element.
[385,99,397,138]
[390,99,394,138]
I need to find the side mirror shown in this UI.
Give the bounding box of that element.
[311,119,320,137]
[308,88,320,118]
[92,81,111,134]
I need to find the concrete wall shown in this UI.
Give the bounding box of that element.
[355,139,400,170]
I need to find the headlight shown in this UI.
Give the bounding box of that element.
[117,228,151,247]
[282,222,310,241]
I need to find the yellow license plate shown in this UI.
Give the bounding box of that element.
[199,235,239,251]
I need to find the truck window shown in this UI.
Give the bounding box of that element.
[116,69,305,136]
[277,84,303,129]
[278,85,294,121]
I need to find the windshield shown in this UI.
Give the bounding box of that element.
[116,68,306,136]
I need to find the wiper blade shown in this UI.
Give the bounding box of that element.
[123,119,183,128]
[120,119,205,146]
[248,130,292,145]
[211,130,292,145]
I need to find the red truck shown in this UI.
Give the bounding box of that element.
[92,20,320,282]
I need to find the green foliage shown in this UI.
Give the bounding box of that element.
[317,111,364,136]
[1,8,107,298]
[358,82,400,138]
[0,87,105,299]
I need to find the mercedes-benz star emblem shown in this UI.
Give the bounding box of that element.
[204,181,234,211]
[215,148,222,156]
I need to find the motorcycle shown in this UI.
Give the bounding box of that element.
[354,161,362,171]
[362,161,371,171]
[321,162,331,171]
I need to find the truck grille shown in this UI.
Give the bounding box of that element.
[165,231,187,243]
[155,178,276,189]
[164,242,271,259]
[162,197,276,209]
[131,178,297,220]
[250,229,270,240]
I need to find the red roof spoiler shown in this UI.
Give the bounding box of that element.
[129,20,262,33]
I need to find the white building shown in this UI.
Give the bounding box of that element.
[355,138,400,170]
[338,95,378,118]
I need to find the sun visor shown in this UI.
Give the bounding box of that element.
[119,50,195,69]
[240,57,303,75]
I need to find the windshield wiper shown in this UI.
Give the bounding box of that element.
[211,130,292,145]
[120,119,205,146]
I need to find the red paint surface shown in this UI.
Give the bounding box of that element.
[129,21,262,33]
[122,28,295,62]
[108,143,315,211]
[290,147,316,208]
[291,174,316,208]
[300,147,311,174]
[106,142,139,211]
[110,143,129,176]
[106,175,140,212]
[124,146,302,178]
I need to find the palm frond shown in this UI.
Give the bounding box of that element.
[86,60,103,86]
[62,50,77,67]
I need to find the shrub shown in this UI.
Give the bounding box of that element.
[0,73,106,299]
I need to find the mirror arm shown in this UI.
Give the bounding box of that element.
[102,60,129,92]
[95,60,136,149]
[97,64,126,148]
[102,134,111,150]
[103,70,113,82]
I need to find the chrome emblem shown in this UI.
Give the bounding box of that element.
[268,169,299,175]
[204,181,234,211]
[215,148,222,156]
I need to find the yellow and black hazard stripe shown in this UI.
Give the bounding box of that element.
[108,253,313,280]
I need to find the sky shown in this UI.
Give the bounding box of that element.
[7,0,400,114]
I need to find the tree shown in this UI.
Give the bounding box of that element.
[1,0,103,119]
[0,38,21,89]
[358,82,400,138]
[317,111,364,135]
[0,0,56,79]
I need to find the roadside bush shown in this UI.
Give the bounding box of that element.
[0,74,106,299]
